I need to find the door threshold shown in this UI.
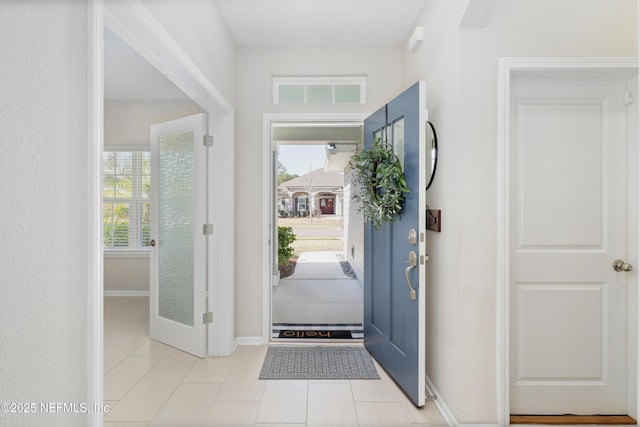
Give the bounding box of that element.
[510,415,636,425]
[270,338,364,345]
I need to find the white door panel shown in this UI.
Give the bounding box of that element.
[150,113,207,358]
[516,102,605,249]
[510,79,629,414]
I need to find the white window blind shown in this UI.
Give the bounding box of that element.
[103,150,151,251]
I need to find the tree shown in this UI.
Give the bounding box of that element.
[277,160,298,185]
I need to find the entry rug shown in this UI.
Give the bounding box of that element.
[259,346,380,380]
[272,323,363,340]
[278,329,352,339]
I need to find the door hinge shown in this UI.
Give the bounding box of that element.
[203,312,213,324]
[203,135,213,147]
[624,91,633,106]
[203,224,213,235]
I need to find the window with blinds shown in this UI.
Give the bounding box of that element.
[103,150,151,251]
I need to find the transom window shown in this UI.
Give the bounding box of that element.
[273,76,366,105]
[103,150,151,251]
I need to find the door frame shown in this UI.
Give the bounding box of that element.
[496,57,639,425]
[261,112,368,343]
[88,3,236,424]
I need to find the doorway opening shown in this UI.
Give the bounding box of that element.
[97,7,237,420]
[275,144,345,279]
[267,121,365,341]
[103,24,210,402]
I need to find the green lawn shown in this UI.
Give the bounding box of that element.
[278,217,343,230]
[292,238,343,256]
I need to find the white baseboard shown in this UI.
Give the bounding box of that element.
[104,290,149,297]
[425,375,457,426]
[425,375,499,427]
[236,336,264,346]
[211,338,238,357]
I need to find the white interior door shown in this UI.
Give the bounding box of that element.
[509,78,630,414]
[150,113,207,358]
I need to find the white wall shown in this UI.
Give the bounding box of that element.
[140,0,236,104]
[0,2,89,425]
[403,0,638,423]
[344,167,365,282]
[103,101,203,293]
[0,1,237,423]
[104,100,203,148]
[104,257,149,293]
[235,45,405,337]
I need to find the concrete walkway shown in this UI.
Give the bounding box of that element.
[287,251,348,279]
[272,251,363,324]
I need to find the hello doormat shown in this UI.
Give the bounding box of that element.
[272,323,363,340]
[277,329,352,339]
[259,346,379,380]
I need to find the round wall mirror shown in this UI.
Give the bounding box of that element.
[426,121,438,190]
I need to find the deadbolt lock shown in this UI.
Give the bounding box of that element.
[408,229,418,246]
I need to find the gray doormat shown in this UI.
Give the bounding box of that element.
[259,346,380,380]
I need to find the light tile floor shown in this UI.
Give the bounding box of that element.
[104,296,448,426]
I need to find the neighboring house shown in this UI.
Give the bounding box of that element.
[278,168,344,217]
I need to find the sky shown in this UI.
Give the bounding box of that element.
[277,144,327,176]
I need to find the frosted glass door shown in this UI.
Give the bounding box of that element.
[150,114,207,358]
[158,131,195,326]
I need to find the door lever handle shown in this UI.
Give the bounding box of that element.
[405,251,417,301]
[613,259,633,272]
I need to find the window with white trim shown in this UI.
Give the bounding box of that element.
[297,197,308,211]
[273,76,366,104]
[103,150,151,251]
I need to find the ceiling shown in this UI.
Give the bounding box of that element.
[272,124,362,172]
[215,0,426,45]
[104,0,425,101]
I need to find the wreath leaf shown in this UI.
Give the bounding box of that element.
[349,137,411,228]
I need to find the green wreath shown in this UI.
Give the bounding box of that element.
[350,137,410,228]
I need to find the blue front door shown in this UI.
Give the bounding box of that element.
[364,82,427,407]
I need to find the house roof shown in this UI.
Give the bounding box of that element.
[279,168,344,191]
